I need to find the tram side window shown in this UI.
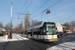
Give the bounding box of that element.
[41,27,46,35]
[34,28,41,35]
[41,28,43,35]
[43,27,46,35]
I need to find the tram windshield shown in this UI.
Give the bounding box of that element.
[46,24,56,35]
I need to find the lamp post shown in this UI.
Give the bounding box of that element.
[41,9,50,21]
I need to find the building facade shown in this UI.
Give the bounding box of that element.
[56,22,63,32]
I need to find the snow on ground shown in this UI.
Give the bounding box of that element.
[0,33,29,42]
[0,33,75,50]
[46,42,75,50]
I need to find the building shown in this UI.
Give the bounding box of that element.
[73,29,75,32]
[56,22,63,32]
[69,26,73,32]
[56,22,73,32]
[0,28,6,33]
[62,25,73,32]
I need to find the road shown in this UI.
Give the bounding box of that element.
[0,33,75,50]
[0,33,57,50]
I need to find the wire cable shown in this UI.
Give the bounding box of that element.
[16,0,27,28]
[23,0,33,13]
[18,0,27,17]
[31,0,49,14]
[32,0,61,18]
[19,0,33,18]
[20,0,27,12]
[48,0,61,8]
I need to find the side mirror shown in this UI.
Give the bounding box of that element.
[46,31,48,32]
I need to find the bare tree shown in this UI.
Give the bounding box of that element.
[25,13,30,27]
[5,23,13,31]
[0,22,3,28]
[12,21,23,33]
[31,19,34,25]
[18,21,23,33]
[31,19,38,25]
[70,21,75,29]
[12,27,18,33]
[64,23,70,30]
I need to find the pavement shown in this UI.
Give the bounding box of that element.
[0,33,75,50]
[0,33,56,50]
[47,42,75,50]
[0,33,29,42]
[50,33,75,50]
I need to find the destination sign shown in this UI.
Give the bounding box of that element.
[46,24,54,26]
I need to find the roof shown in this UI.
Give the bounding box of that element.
[21,21,55,31]
[25,21,44,30]
[0,28,6,31]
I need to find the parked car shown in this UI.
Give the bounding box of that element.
[63,33,68,36]
[66,30,72,34]
[0,33,4,36]
[56,32,63,37]
[62,31,68,36]
[67,33,75,35]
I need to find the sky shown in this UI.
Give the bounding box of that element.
[0,0,75,28]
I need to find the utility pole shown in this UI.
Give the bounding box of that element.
[12,13,31,37]
[23,16,25,37]
[10,2,12,39]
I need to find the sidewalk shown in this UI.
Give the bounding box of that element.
[46,41,75,50]
[0,33,75,50]
[0,33,29,42]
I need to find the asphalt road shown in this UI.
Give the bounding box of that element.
[0,33,75,50]
[53,33,75,44]
[0,34,57,50]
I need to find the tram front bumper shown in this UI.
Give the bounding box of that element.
[44,38,58,42]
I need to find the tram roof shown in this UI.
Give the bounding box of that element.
[25,21,44,30]
[21,21,55,31]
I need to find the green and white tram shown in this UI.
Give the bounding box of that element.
[22,21,58,42]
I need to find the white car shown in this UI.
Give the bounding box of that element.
[66,30,72,34]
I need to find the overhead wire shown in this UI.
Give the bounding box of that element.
[31,0,49,14]
[18,0,27,17]
[16,0,27,27]
[19,0,33,19]
[20,0,27,13]
[23,0,33,13]
[17,0,33,30]
[21,0,33,26]
[32,0,61,18]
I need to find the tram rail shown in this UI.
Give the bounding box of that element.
[15,35,44,50]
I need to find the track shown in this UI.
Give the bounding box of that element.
[14,34,44,50]
[15,35,33,50]
[16,34,75,50]
[2,40,10,50]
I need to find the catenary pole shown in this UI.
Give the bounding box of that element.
[12,13,31,37]
[23,16,25,37]
[10,2,12,38]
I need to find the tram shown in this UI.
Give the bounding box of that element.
[22,21,58,42]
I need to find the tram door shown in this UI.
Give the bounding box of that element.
[40,27,46,40]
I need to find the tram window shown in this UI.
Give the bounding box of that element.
[41,28,43,35]
[34,28,41,35]
[43,27,45,33]
[34,32,40,35]
[34,22,42,26]
[46,26,56,35]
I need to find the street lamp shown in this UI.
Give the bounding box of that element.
[41,9,50,21]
